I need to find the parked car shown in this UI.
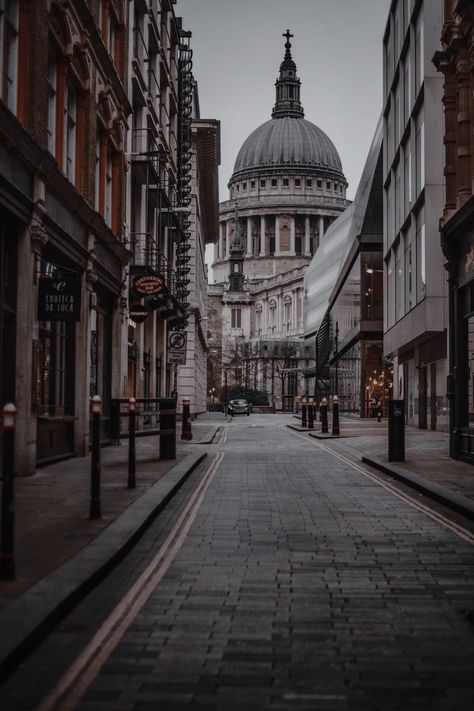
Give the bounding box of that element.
[227,399,251,416]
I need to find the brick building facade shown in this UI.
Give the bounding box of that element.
[434,0,474,459]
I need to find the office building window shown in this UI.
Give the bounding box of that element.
[415,10,424,93]
[415,109,425,195]
[416,210,426,301]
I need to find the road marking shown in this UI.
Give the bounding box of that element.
[221,422,230,446]
[283,425,474,545]
[36,452,225,711]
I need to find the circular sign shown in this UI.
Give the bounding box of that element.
[133,275,166,296]
[129,305,148,323]
[169,332,185,349]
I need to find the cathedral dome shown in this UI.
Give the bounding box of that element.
[231,117,344,182]
[229,30,346,187]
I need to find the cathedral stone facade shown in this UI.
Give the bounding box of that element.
[209,32,350,409]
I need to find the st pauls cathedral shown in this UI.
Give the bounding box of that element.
[208,32,350,409]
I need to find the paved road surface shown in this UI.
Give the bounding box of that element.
[2,415,474,710]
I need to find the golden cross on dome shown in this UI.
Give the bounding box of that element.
[283,29,293,45]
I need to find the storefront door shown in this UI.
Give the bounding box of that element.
[36,319,76,463]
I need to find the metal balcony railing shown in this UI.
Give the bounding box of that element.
[131,232,159,273]
[131,128,161,185]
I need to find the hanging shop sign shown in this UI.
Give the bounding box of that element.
[132,274,166,296]
[38,276,82,322]
[129,304,149,323]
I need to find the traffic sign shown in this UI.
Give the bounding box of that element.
[167,330,187,365]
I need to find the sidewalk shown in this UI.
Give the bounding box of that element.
[298,415,474,519]
[0,413,222,678]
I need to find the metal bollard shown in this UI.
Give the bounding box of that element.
[159,398,176,460]
[128,397,136,489]
[90,395,102,519]
[181,398,193,441]
[301,398,308,428]
[321,397,328,434]
[307,398,315,430]
[1,403,17,580]
[377,401,382,423]
[332,395,340,436]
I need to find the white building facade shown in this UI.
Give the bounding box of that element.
[383,0,446,430]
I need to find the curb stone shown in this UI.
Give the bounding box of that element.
[362,456,474,522]
[0,451,206,681]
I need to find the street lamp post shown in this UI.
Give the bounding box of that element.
[224,370,228,417]
[208,387,216,411]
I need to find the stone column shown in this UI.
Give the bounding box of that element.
[277,293,282,333]
[290,216,296,255]
[15,216,47,475]
[275,215,280,256]
[304,216,311,256]
[225,220,231,258]
[246,217,253,258]
[319,215,325,243]
[457,64,472,204]
[260,215,266,256]
[218,222,223,259]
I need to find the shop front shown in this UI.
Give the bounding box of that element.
[35,253,81,464]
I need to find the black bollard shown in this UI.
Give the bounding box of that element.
[181,398,193,441]
[321,397,328,433]
[301,398,308,428]
[377,400,382,423]
[308,398,315,430]
[1,403,17,580]
[128,397,136,489]
[159,398,176,460]
[332,395,340,436]
[90,395,102,519]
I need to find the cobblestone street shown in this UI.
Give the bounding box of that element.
[4,415,473,710]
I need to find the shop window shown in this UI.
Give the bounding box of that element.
[37,319,75,417]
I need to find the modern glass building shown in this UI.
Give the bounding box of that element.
[304,119,386,416]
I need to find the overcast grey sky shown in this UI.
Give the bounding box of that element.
[177,0,391,201]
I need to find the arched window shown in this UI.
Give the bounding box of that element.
[269,299,276,334]
[284,296,292,332]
